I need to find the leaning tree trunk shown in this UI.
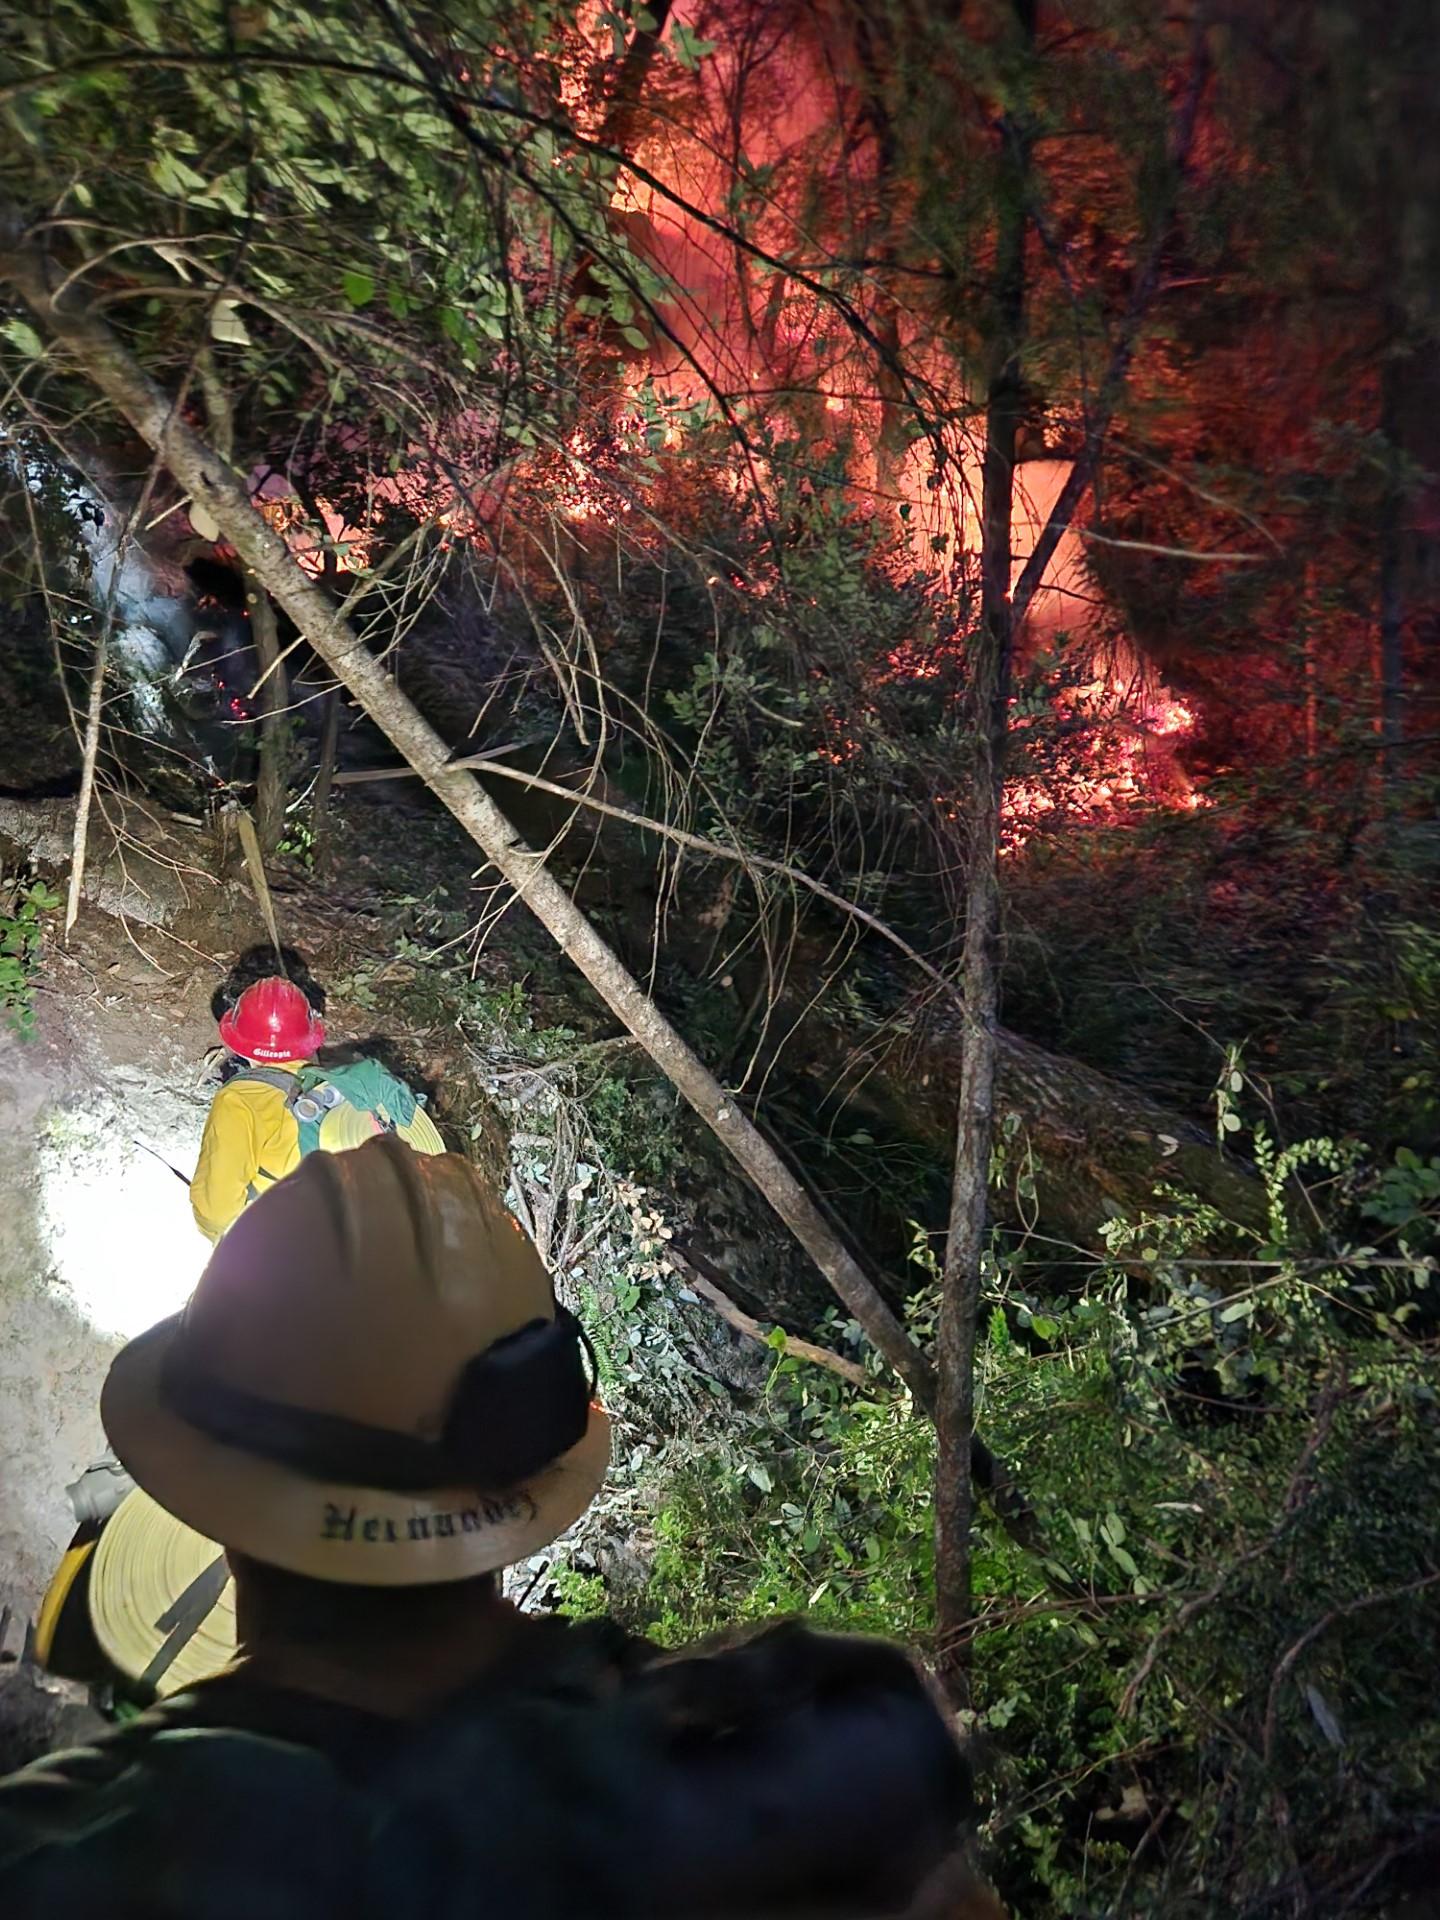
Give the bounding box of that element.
[332,739,1271,1261]
[831,1018,1271,1255]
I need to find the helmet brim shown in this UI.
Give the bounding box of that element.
[101,1316,611,1586]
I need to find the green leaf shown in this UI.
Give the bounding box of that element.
[342,269,375,308]
[670,22,718,68]
[150,149,210,200]
[1219,1299,1252,1323]
[2,319,44,360]
[126,0,164,45]
[747,1462,774,1493]
[621,326,650,351]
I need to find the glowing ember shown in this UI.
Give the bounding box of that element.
[1144,694,1194,736]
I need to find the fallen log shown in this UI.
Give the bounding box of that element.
[991,1028,1267,1245]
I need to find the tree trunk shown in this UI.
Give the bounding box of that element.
[848,8,909,498]
[934,0,1036,1706]
[1303,620,1319,793]
[596,0,674,154]
[1378,340,1406,825]
[193,350,291,857]
[720,992,1273,1284]
[333,742,1271,1252]
[932,13,1210,1702]
[1007,36,1210,634]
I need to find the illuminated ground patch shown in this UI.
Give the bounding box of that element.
[38,1104,205,1343]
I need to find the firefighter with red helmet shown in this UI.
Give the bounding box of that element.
[192,974,445,1241]
[190,976,326,1241]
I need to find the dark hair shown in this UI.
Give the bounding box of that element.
[228,1553,500,1649]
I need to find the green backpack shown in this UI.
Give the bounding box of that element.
[233,1059,445,1157]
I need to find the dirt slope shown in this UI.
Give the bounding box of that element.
[0,931,217,1624]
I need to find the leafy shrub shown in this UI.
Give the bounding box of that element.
[0,872,60,1034]
[620,1107,1440,1919]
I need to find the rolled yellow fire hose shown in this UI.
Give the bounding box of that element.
[88,1490,237,1698]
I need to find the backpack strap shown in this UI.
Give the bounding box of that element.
[230,1064,328,1161]
[229,1065,303,1097]
[293,1070,363,1157]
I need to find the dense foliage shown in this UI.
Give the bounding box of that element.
[549,1082,1440,1915]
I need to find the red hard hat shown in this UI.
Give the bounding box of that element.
[218,976,324,1062]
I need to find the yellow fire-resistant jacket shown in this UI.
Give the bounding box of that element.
[190,1063,305,1242]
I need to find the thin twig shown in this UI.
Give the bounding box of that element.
[666,1245,869,1386]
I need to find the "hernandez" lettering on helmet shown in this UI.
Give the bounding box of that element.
[320,1496,539,1543]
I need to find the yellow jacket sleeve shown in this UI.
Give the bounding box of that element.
[190,1084,258,1243]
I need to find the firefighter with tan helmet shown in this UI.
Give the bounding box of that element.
[4,1138,991,1918]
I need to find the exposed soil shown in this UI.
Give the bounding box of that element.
[0,906,230,1764]
[0,940,218,1621]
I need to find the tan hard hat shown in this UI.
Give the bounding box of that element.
[102,1136,609,1584]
